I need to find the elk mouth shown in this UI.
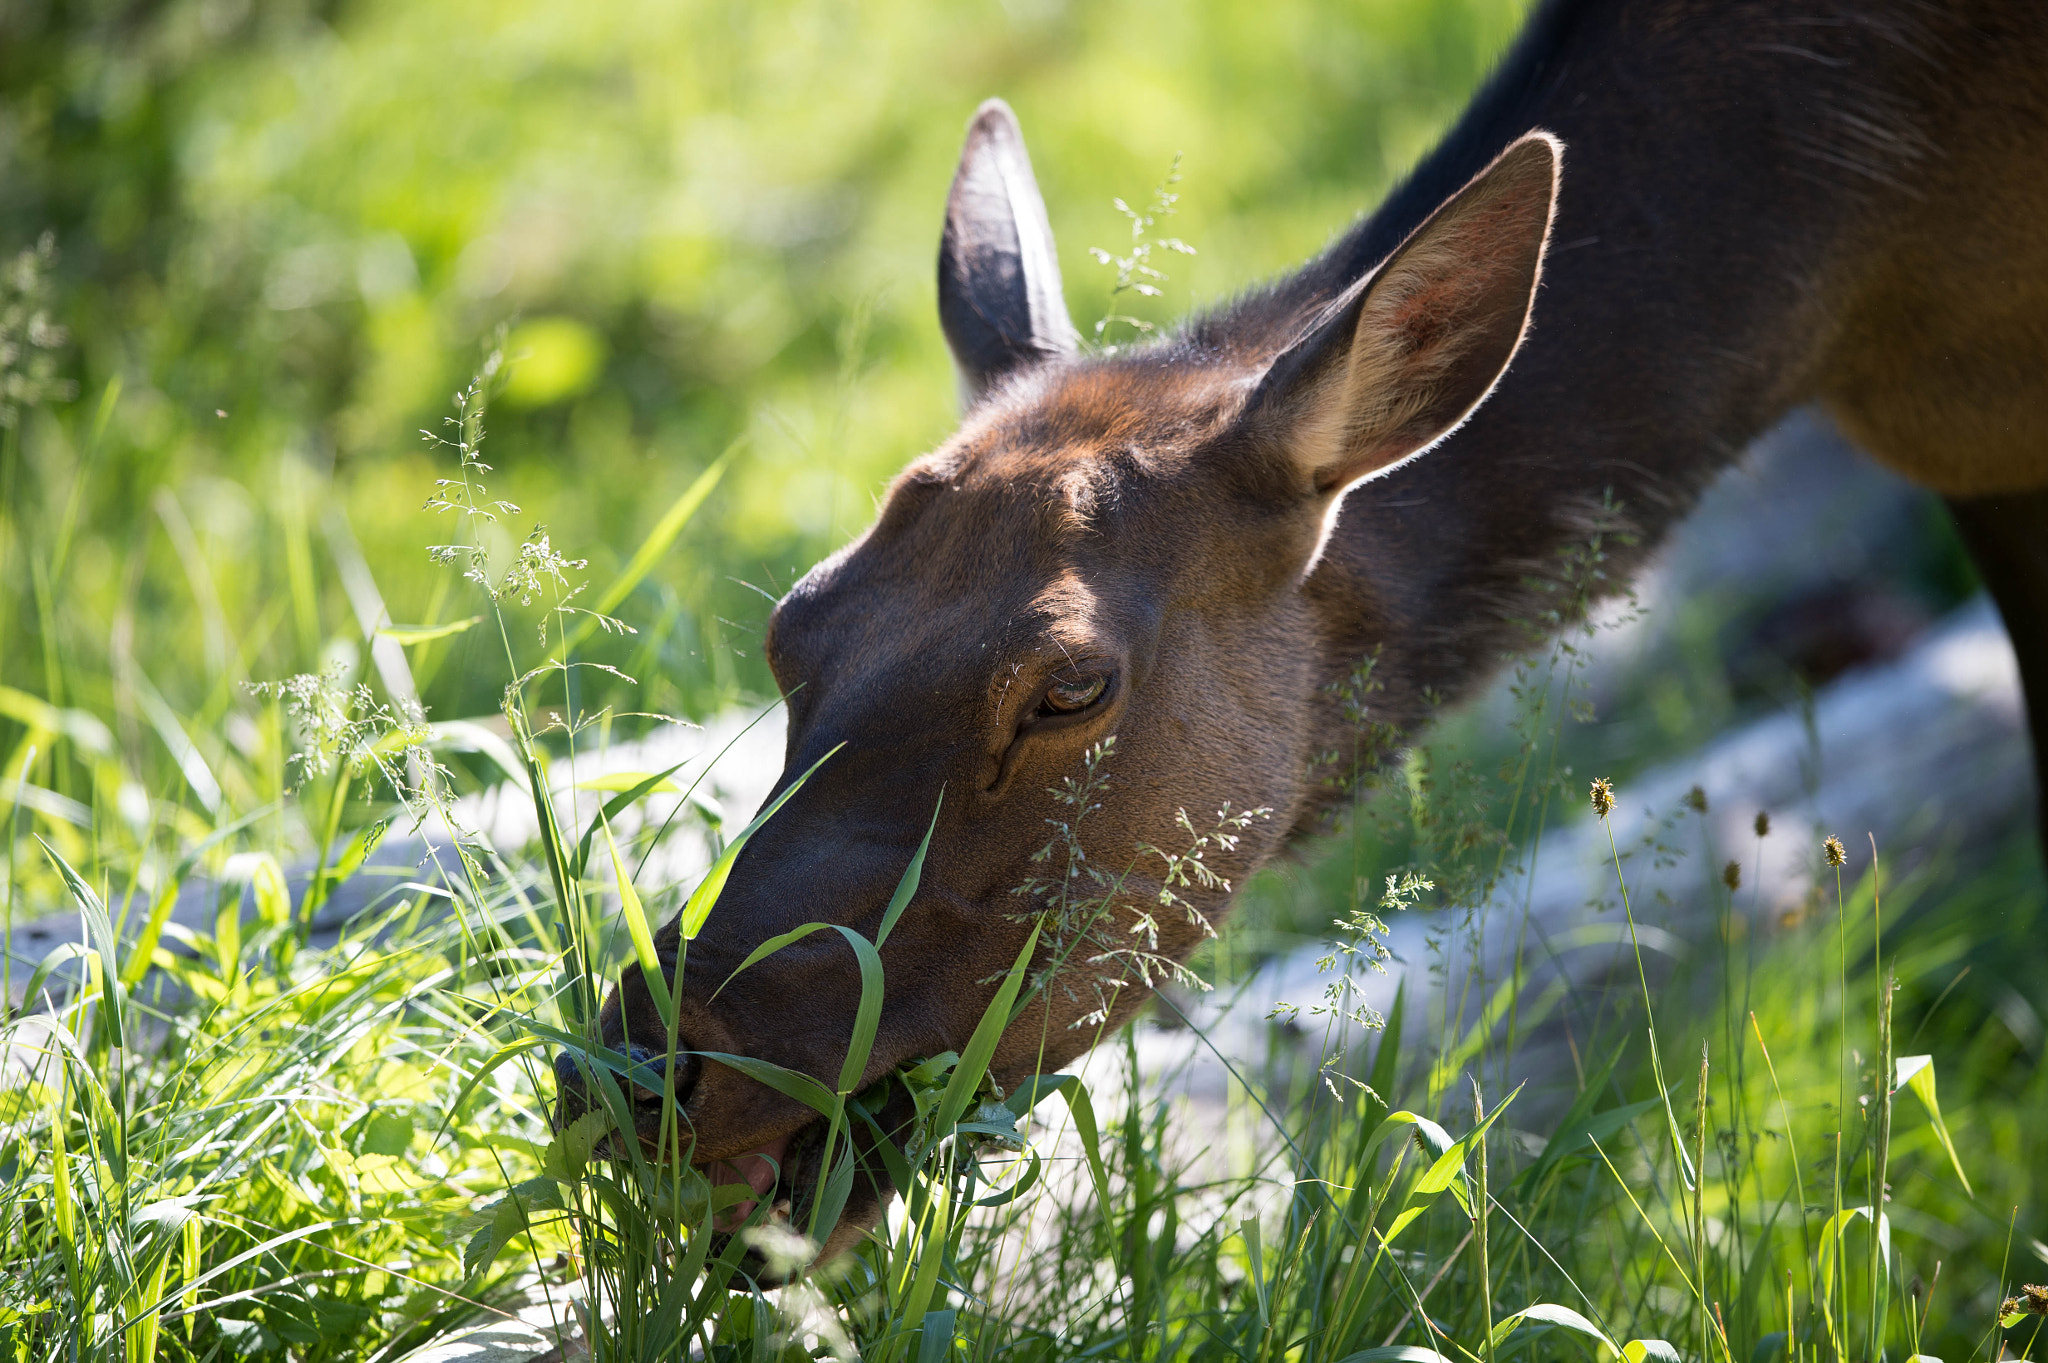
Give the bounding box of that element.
[699,1091,913,1286]
[553,1045,923,1283]
[702,1122,825,1276]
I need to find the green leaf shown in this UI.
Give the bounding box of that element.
[429,1034,552,1149]
[361,1111,414,1158]
[1489,1301,1616,1354]
[572,759,691,877]
[833,927,886,1095]
[969,1149,1042,1208]
[20,942,91,1017]
[312,817,391,898]
[542,1112,609,1182]
[877,791,943,948]
[1332,1349,1459,1363]
[463,1223,496,1280]
[1373,1095,1520,1247]
[999,1074,1109,1217]
[1239,1216,1269,1327]
[713,921,837,996]
[933,922,1042,1136]
[1624,1340,1683,1363]
[466,1178,566,1279]
[604,820,674,1033]
[1815,1205,1890,1296]
[678,743,842,940]
[1367,980,1406,1104]
[694,1050,839,1119]
[249,853,292,930]
[1896,1054,1972,1195]
[810,1139,859,1244]
[575,770,684,793]
[0,684,114,755]
[1520,1097,1660,1192]
[376,615,482,645]
[37,836,126,1048]
[703,920,884,1096]
[914,1307,958,1363]
[1413,1139,1471,1197]
[569,446,734,651]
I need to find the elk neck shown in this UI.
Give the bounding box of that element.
[1252,0,2017,833]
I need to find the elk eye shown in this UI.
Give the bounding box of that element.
[1038,672,1110,717]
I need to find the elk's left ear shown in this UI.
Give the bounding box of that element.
[938,99,1079,401]
[1245,132,1561,496]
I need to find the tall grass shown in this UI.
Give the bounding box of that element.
[5,330,2046,1363]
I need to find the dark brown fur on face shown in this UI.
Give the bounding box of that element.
[563,0,2048,1267]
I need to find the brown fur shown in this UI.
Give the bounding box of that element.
[560,0,2048,1267]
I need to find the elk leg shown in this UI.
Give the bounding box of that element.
[1944,488,2048,854]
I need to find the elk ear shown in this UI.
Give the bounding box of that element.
[1246,132,1561,496]
[938,98,1079,401]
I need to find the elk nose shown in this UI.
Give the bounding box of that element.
[551,1048,591,1130]
[550,1045,703,1122]
[625,1045,703,1112]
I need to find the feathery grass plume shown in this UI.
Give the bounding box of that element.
[1590,775,1615,819]
[1755,809,1772,837]
[0,232,76,427]
[1088,154,1195,348]
[1722,859,1742,892]
[1824,833,1847,867]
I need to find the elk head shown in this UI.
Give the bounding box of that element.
[555,99,1561,1267]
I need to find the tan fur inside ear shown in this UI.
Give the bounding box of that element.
[1295,134,1560,494]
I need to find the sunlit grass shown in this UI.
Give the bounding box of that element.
[5,337,2044,1361]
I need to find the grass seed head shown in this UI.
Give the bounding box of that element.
[1754,809,1771,838]
[1684,784,1708,814]
[1722,860,1741,892]
[1823,834,1847,867]
[1590,777,1615,820]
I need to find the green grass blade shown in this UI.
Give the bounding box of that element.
[914,1307,958,1363]
[832,927,885,1095]
[375,615,482,645]
[1896,1054,1972,1195]
[604,820,675,1032]
[679,742,842,941]
[933,921,1042,1136]
[572,759,691,877]
[711,921,836,998]
[568,446,734,651]
[693,1050,839,1119]
[38,835,126,1048]
[877,790,943,948]
[1488,1302,1617,1354]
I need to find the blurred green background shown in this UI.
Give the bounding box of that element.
[0,0,1530,757]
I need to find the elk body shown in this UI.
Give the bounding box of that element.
[556,0,2048,1263]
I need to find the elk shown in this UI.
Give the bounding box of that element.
[556,0,2048,1265]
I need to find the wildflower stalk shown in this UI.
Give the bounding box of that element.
[1695,1042,1710,1363]
[1472,1075,1495,1363]
[1824,832,1847,1361]
[1867,833,1890,1363]
[1592,779,1694,1201]
[1871,971,1894,1361]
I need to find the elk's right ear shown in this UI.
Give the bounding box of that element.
[938,99,1078,401]
[1243,132,1561,500]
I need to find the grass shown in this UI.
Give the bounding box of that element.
[2,4,2044,1351]
[4,339,2045,1362]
